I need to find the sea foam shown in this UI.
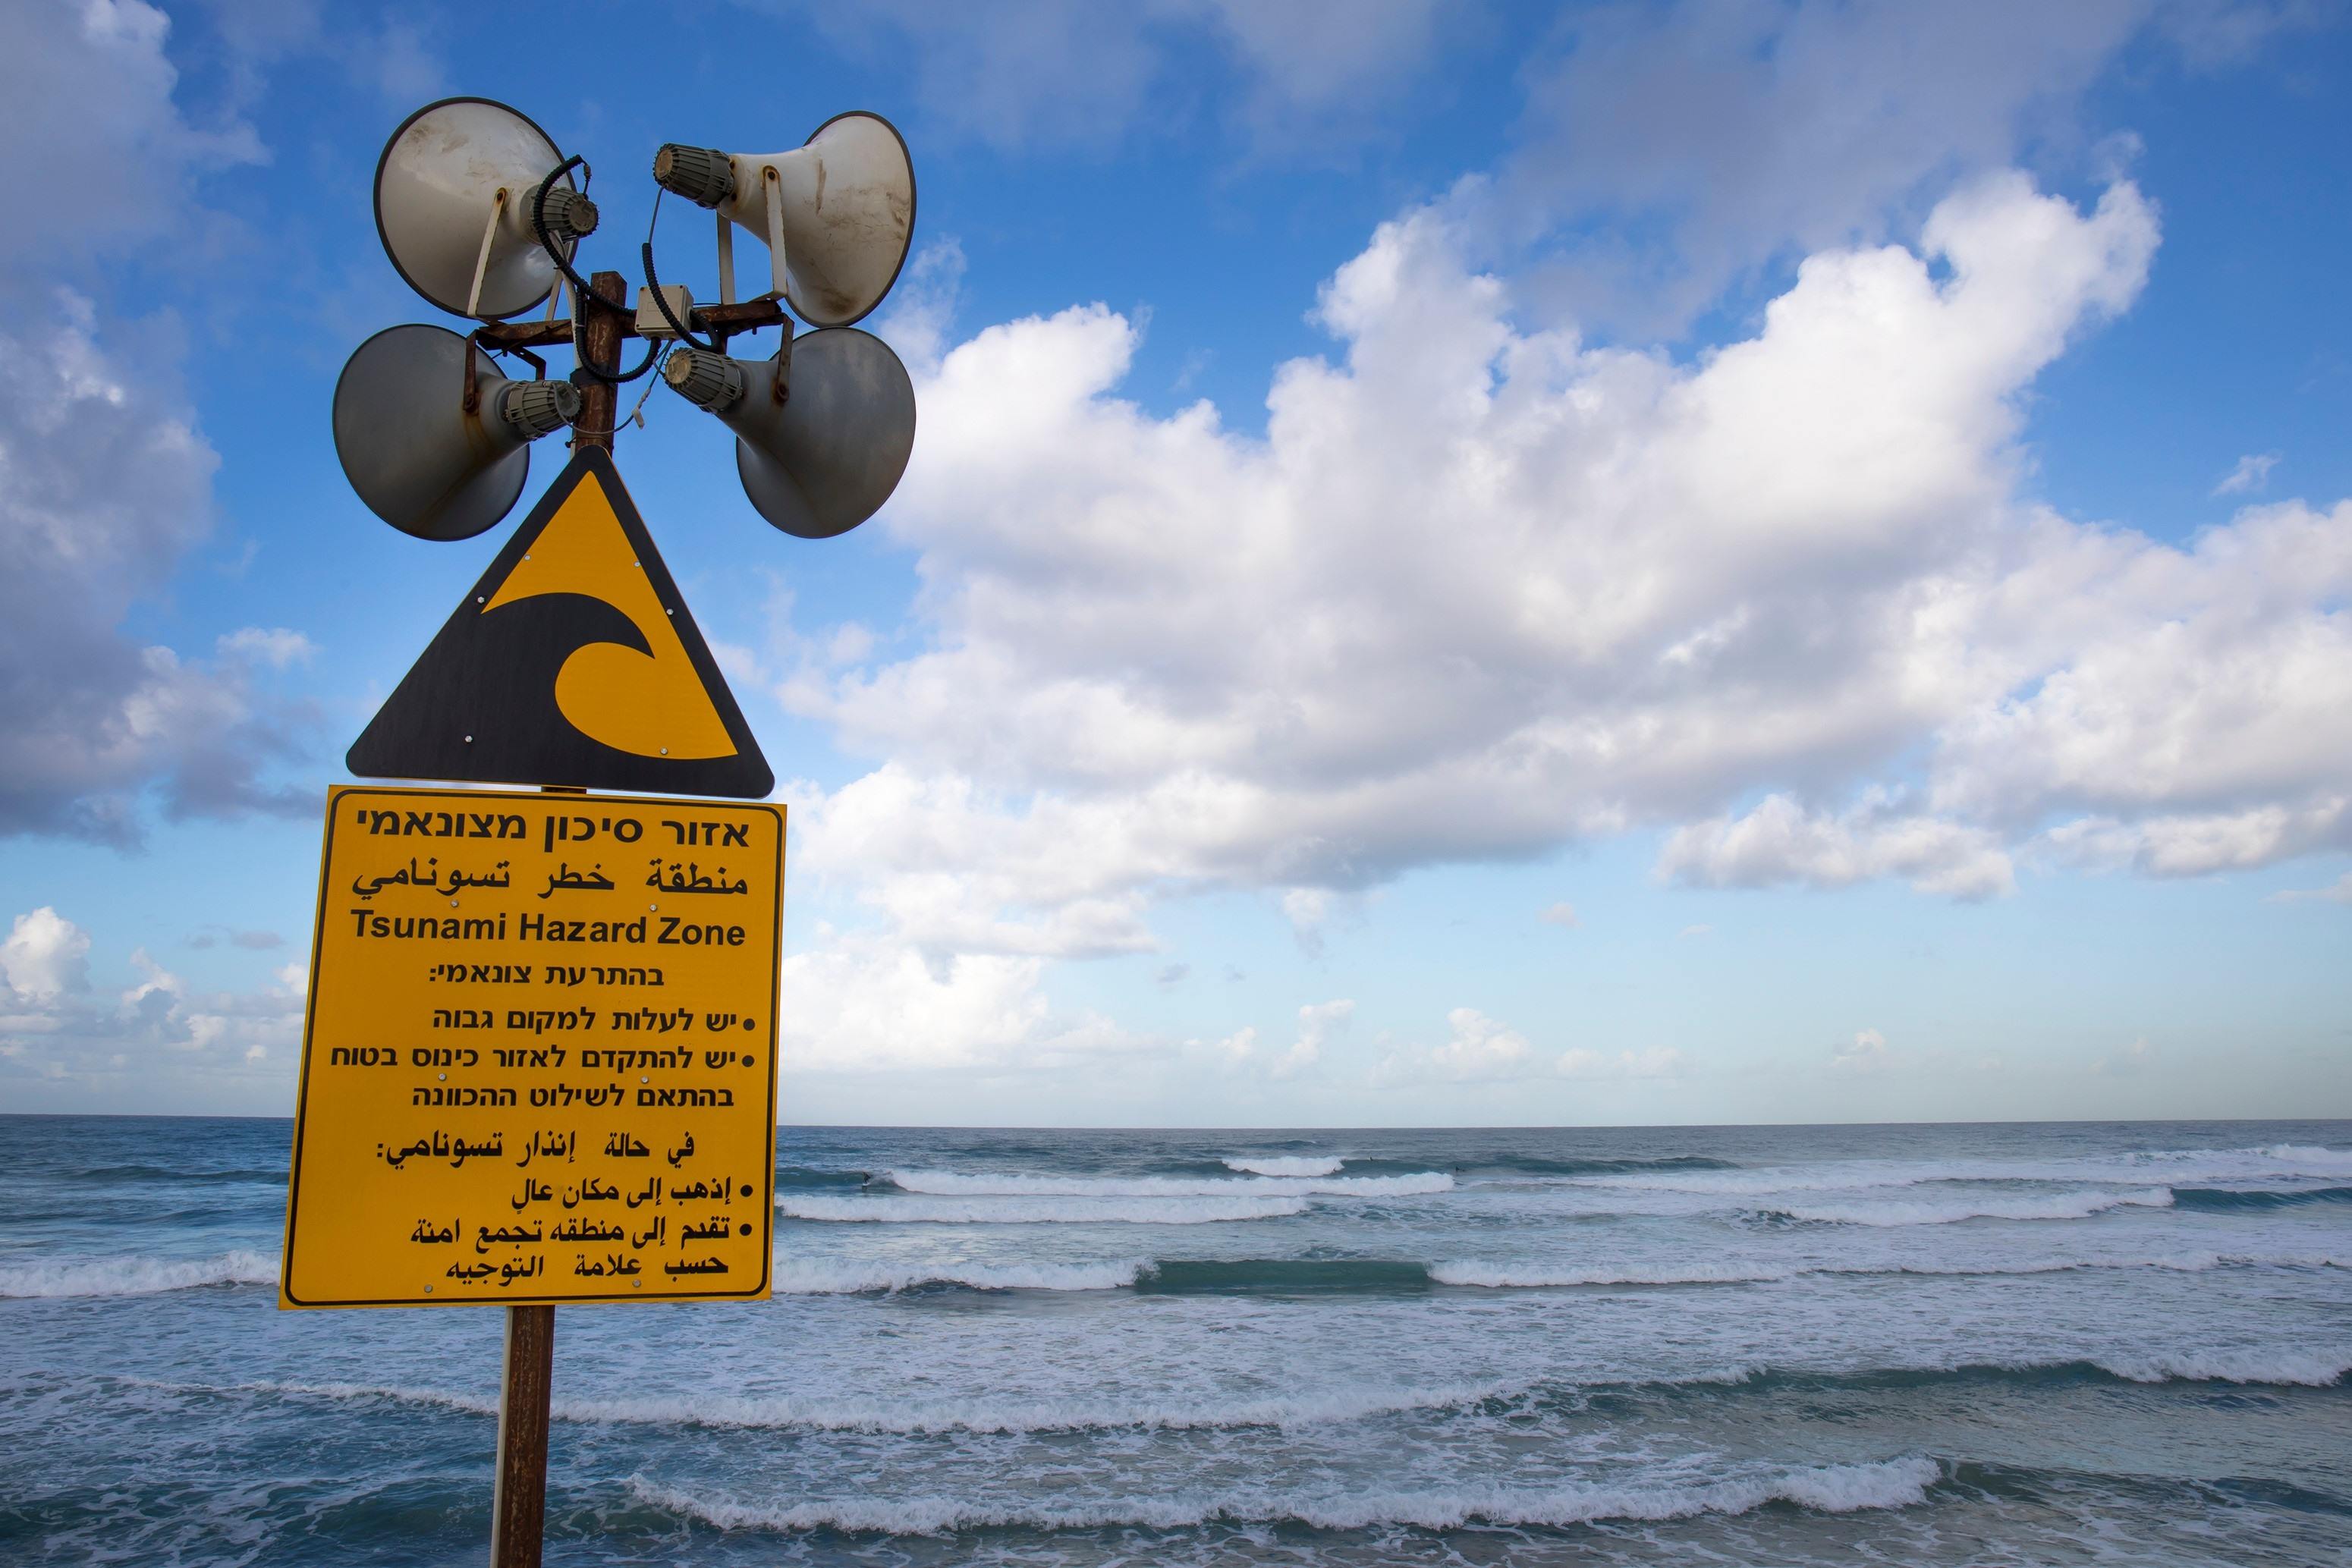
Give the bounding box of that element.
[217,1374,1520,1435]
[622,1456,1944,1534]
[0,1249,278,1298]
[1756,1187,2174,1226]
[881,1167,1449,1198]
[776,1194,1311,1224]
[771,1259,1149,1294]
[1222,1156,1346,1177]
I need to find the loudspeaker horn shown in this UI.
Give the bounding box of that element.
[333,325,580,541]
[652,112,914,328]
[660,329,916,539]
[376,97,596,320]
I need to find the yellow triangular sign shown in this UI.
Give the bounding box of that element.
[347,449,773,797]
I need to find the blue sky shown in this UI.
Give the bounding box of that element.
[2,0,2347,1125]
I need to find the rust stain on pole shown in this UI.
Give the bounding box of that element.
[574,269,627,452]
[491,1303,557,1566]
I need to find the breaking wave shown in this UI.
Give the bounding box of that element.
[1566,1144,2352,1196]
[1751,1188,2175,1226]
[1222,1156,1345,1177]
[18,1244,2335,1302]
[772,1166,876,1192]
[879,1168,1452,1198]
[773,1259,1148,1294]
[776,1195,1310,1224]
[0,1249,278,1298]
[621,1457,1947,1534]
[178,1349,2350,1446]
[192,1374,1523,1435]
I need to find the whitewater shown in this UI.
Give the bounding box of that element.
[3,1116,2347,1566]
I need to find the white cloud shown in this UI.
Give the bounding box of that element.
[1429,1007,1536,1080]
[2100,1035,2155,1076]
[732,159,2341,1083]
[215,627,316,669]
[2269,869,2352,905]
[1538,901,1580,929]
[2213,451,2281,495]
[0,908,303,1093]
[1373,1005,1528,1085]
[1832,1027,1893,1074]
[775,925,1148,1076]
[2,908,93,1002]
[785,769,1160,961]
[0,0,263,270]
[0,297,314,841]
[1206,1024,1256,1064]
[2039,798,2350,878]
[766,164,2352,972]
[0,11,310,845]
[1274,998,1353,1078]
[1662,793,2017,899]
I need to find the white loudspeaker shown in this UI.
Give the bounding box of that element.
[333,325,580,541]
[652,113,914,328]
[376,98,597,321]
[660,330,916,539]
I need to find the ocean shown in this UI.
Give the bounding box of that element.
[2,1115,2347,1565]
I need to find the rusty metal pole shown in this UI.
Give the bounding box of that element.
[489,1304,556,1566]
[572,270,627,454]
[488,269,626,1568]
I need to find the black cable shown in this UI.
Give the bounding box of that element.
[640,243,712,350]
[532,155,597,300]
[532,155,659,385]
[640,188,715,351]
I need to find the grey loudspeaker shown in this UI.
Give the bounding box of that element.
[652,113,914,328]
[332,324,579,541]
[660,329,917,539]
[376,97,592,320]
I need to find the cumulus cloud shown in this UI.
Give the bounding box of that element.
[0,9,312,845]
[775,925,1147,1076]
[1538,901,1579,928]
[1662,793,2017,899]
[2,908,93,1002]
[1832,1027,1894,1074]
[1275,998,1354,1078]
[1428,1006,1536,1080]
[0,299,315,841]
[1374,1005,1521,1085]
[0,0,263,269]
[0,907,303,1091]
[794,170,2341,941]
[753,166,2352,1078]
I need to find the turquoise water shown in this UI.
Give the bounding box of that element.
[3,1115,2349,1564]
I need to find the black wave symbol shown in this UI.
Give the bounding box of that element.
[348,591,772,796]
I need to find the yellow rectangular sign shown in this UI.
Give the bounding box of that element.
[281,786,782,1308]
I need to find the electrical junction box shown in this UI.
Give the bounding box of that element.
[635,284,696,339]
